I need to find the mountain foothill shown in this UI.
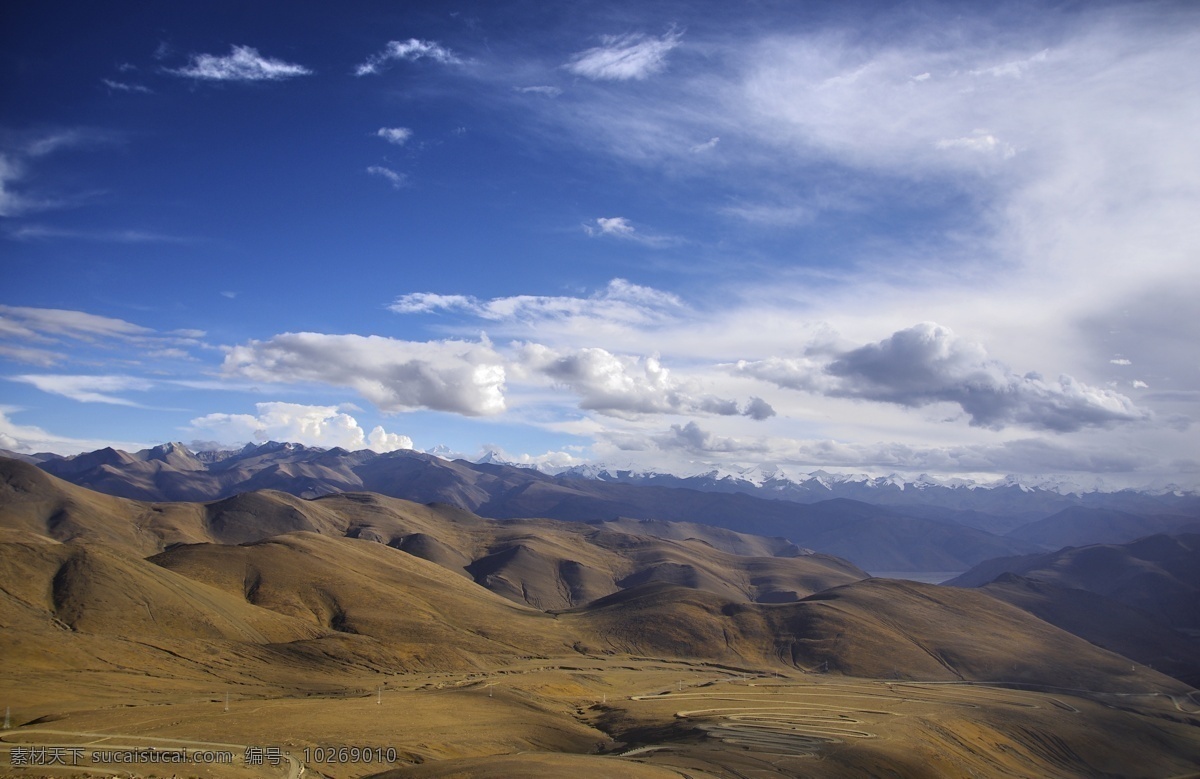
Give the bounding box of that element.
[2,444,1199,778]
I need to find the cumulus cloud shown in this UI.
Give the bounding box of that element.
[367,165,406,188]
[376,127,413,145]
[736,323,1149,432]
[355,39,461,76]
[169,45,311,81]
[518,343,741,418]
[584,216,635,237]
[388,292,476,315]
[187,402,413,452]
[567,29,682,81]
[653,421,768,455]
[222,332,506,416]
[742,396,776,421]
[12,374,153,406]
[477,445,586,470]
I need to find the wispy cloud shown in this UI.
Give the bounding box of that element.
[567,29,682,81]
[12,374,153,406]
[618,421,1157,479]
[0,130,116,217]
[101,78,152,94]
[0,344,66,367]
[582,216,680,247]
[514,85,562,97]
[169,45,311,82]
[390,278,685,333]
[366,165,406,188]
[0,305,152,342]
[0,407,146,455]
[355,39,462,76]
[8,224,191,243]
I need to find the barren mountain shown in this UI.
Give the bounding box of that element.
[3,457,1198,778]
[30,445,1049,571]
[948,533,1200,631]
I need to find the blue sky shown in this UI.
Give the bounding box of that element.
[2,0,1198,488]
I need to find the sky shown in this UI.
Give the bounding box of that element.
[2,0,1198,488]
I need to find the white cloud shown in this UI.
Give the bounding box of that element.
[187,402,413,452]
[0,408,145,455]
[222,332,506,416]
[735,322,1150,432]
[970,49,1050,78]
[478,445,586,470]
[12,374,153,406]
[0,130,118,217]
[582,217,679,247]
[689,136,720,153]
[620,421,1158,479]
[567,29,682,81]
[517,343,741,418]
[515,85,563,97]
[584,216,635,237]
[390,278,686,341]
[1110,358,1132,366]
[101,78,152,94]
[0,305,152,342]
[387,292,475,314]
[9,224,191,243]
[935,130,1016,158]
[355,39,462,76]
[0,153,27,217]
[0,345,65,367]
[367,165,406,188]
[169,45,311,81]
[376,127,413,145]
[719,201,816,227]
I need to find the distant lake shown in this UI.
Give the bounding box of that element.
[869,571,963,585]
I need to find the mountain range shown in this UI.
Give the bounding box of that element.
[10,441,1200,572]
[3,454,1200,778]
